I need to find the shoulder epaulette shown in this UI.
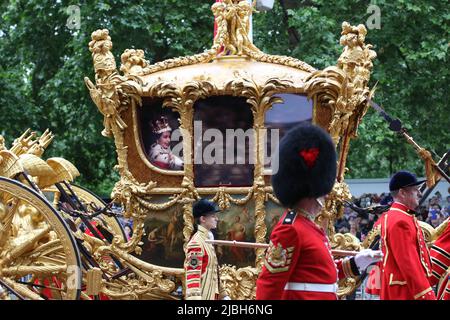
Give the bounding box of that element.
[282,210,297,225]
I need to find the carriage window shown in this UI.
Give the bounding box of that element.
[264,94,313,172]
[139,97,184,171]
[194,96,254,187]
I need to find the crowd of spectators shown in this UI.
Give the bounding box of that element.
[335,189,450,242]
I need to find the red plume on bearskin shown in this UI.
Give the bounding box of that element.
[271,122,336,208]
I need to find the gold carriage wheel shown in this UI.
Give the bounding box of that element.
[0,177,82,300]
[70,184,127,242]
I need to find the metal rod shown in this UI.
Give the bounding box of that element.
[63,181,88,212]
[17,172,41,193]
[56,183,105,240]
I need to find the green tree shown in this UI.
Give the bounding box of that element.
[255,0,449,178]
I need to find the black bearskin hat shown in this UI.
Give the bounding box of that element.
[271,122,337,208]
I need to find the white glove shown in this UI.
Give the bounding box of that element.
[354,249,383,272]
[222,295,231,300]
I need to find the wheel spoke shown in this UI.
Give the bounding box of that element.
[1,265,67,277]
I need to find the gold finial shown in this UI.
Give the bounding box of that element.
[120,49,148,75]
[212,0,260,56]
[28,129,54,157]
[88,29,117,73]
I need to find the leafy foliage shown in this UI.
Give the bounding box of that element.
[0,0,448,196]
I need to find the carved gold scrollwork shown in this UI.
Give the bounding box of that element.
[419,221,437,244]
[94,244,183,300]
[85,29,125,138]
[246,51,316,73]
[337,277,362,299]
[336,22,376,141]
[332,231,362,298]
[85,29,143,140]
[318,181,359,298]
[331,233,361,251]
[305,22,376,188]
[253,176,267,266]
[225,74,292,117]
[110,169,157,253]
[219,264,258,300]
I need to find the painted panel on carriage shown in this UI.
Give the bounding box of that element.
[215,200,256,267]
[193,96,254,188]
[139,195,186,267]
[264,94,313,171]
[138,195,262,268]
[139,97,184,171]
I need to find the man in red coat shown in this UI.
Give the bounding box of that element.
[379,171,436,300]
[256,122,382,300]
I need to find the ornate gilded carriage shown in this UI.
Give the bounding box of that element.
[84,1,377,299]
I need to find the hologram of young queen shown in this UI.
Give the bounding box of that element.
[148,116,184,170]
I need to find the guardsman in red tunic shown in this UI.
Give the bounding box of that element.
[184,199,229,300]
[256,122,382,300]
[380,171,436,300]
[430,218,450,300]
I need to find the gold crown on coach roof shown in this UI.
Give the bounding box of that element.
[151,116,172,134]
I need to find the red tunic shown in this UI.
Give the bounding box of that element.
[379,202,436,300]
[430,219,450,300]
[256,210,359,300]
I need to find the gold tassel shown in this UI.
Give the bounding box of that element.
[418,148,441,188]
